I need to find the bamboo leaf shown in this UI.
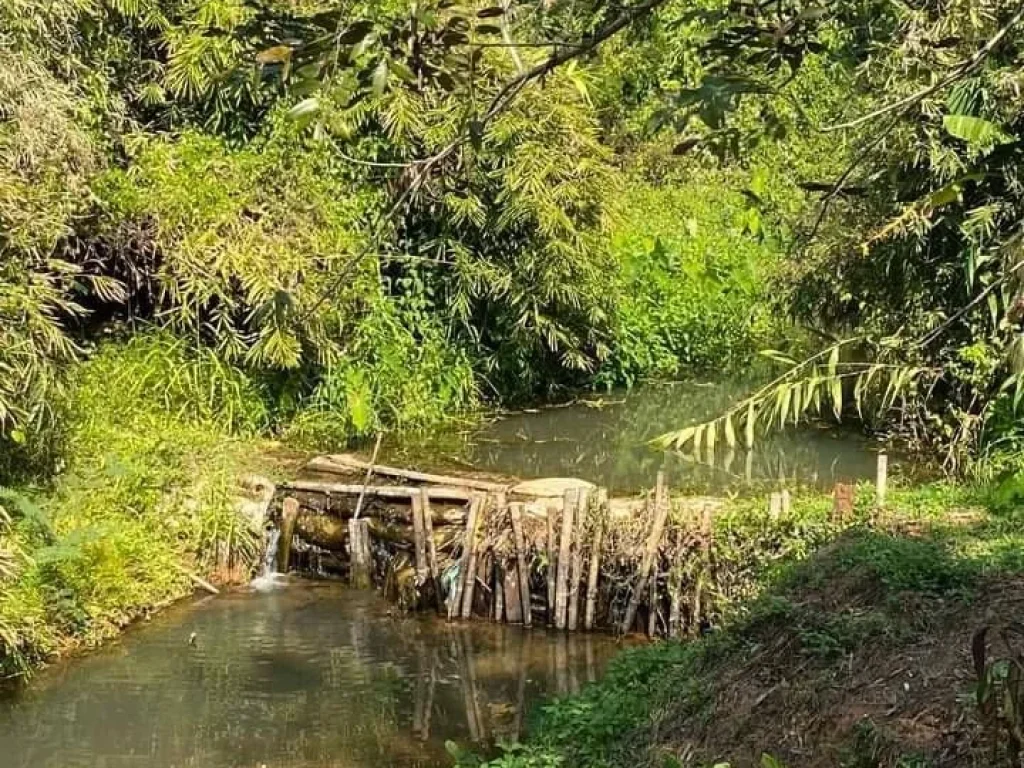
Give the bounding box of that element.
[724,415,736,448]
[828,345,840,377]
[745,400,756,449]
[830,376,843,419]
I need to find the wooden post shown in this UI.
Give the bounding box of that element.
[546,504,559,626]
[503,564,523,623]
[781,489,791,515]
[411,491,428,588]
[876,453,888,508]
[420,489,442,613]
[461,495,486,619]
[568,488,589,631]
[493,561,505,621]
[509,501,532,627]
[277,496,300,573]
[554,488,577,630]
[348,517,372,588]
[832,482,854,522]
[647,566,658,637]
[769,492,782,519]
[450,495,481,620]
[584,488,606,631]
[621,472,670,634]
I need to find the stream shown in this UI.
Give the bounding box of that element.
[0,380,898,766]
[0,584,618,767]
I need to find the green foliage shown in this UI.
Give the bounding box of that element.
[598,178,775,387]
[0,335,270,675]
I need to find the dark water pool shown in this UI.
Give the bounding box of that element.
[0,583,619,768]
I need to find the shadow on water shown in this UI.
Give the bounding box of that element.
[386,379,896,495]
[0,584,619,768]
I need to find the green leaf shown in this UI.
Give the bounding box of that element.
[745,400,756,449]
[724,415,736,448]
[286,97,320,121]
[830,376,843,419]
[371,58,390,94]
[943,114,1012,146]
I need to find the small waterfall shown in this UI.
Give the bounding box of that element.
[262,528,281,576]
[251,527,285,590]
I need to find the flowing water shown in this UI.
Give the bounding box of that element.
[0,584,618,768]
[386,379,899,495]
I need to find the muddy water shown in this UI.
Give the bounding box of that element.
[387,380,895,495]
[0,584,617,768]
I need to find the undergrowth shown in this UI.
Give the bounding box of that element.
[0,334,277,676]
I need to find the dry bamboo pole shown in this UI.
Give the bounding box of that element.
[314,454,507,492]
[584,488,606,631]
[449,496,481,620]
[546,504,558,626]
[620,472,670,634]
[554,489,577,630]
[411,491,428,587]
[281,480,476,502]
[504,564,523,623]
[508,501,532,628]
[420,489,443,614]
[277,496,300,573]
[493,561,505,621]
[567,488,589,631]
[876,453,888,508]
[647,567,658,637]
[460,495,486,619]
[352,433,383,520]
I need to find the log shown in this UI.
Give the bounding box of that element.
[546,503,558,626]
[278,497,300,573]
[584,489,606,631]
[281,479,476,502]
[620,472,671,634]
[508,501,532,628]
[554,488,577,631]
[348,517,373,588]
[420,489,442,614]
[567,488,589,631]
[312,454,508,492]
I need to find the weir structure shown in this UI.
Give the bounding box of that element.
[269,453,726,637]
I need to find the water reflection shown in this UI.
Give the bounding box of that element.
[0,585,618,768]
[387,380,888,494]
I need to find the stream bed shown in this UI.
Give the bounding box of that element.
[0,583,619,768]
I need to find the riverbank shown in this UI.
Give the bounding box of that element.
[470,480,1024,767]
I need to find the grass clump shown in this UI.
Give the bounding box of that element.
[0,334,277,676]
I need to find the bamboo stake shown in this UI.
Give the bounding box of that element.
[411,491,428,588]
[348,517,373,588]
[509,501,532,628]
[568,488,589,631]
[647,567,658,637]
[876,452,888,508]
[494,561,505,621]
[546,504,558,626]
[584,488,606,631]
[461,495,486,619]
[554,489,577,630]
[352,433,383,520]
[620,472,670,634]
[420,489,442,614]
[449,496,481,621]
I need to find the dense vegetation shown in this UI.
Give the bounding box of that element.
[5,4,1024,763]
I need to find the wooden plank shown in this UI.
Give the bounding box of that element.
[584,488,606,631]
[620,472,670,634]
[508,501,532,628]
[281,479,476,502]
[311,454,508,492]
[554,488,577,631]
[567,488,589,631]
[503,564,523,623]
